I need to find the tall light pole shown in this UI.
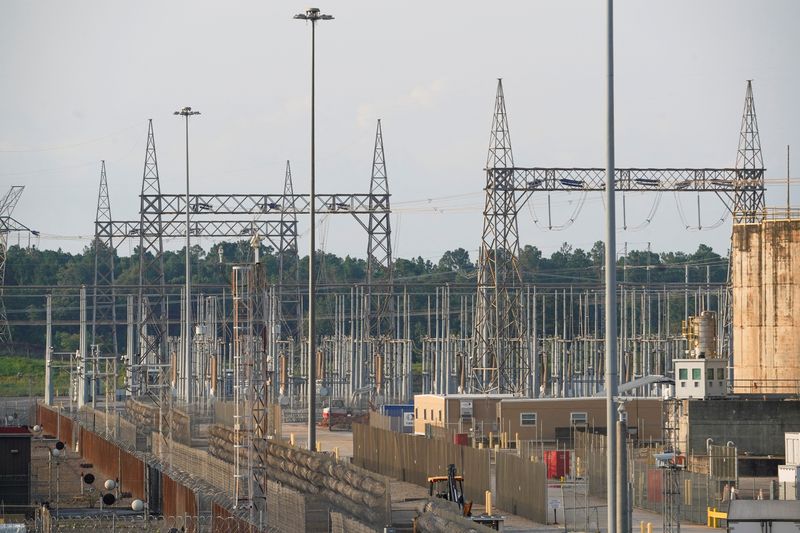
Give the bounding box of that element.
[604,1,619,532]
[174,106,200,404]
[294,7,333,452]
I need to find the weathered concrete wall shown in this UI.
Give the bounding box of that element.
[685,399,800,456]
[732,219,800,393]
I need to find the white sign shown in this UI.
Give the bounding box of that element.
[403,412,414,427]
[549,498,561,509]
[460,400,473,417]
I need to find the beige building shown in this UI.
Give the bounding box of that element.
[496,397,662,443]
[412,394,512,435]
[413,394,662,444]
[732,217,800,394]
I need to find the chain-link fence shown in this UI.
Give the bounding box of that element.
[629,460,728,524]
[353,422,491,505]
[1,397,38,426]
[495,451,547,523]
[577,431,733,524]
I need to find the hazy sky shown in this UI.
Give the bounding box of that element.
[2,1,798,263]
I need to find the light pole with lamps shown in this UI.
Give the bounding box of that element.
[174,106,200,403]
[293,7,333,452]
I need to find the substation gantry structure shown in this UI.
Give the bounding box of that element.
[471,79,764,394]
[91,118,395,396]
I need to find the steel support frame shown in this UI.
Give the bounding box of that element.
[93,161,119,359]
[472,80,766,395]
[0,186,29,343]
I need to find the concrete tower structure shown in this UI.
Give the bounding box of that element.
[732,218,800,394]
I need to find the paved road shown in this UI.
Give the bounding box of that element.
[281,421,355,456]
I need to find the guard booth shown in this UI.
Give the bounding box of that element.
[0,426,32,516]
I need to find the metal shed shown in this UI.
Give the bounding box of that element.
[727,500,800,533]
[0,426,32,513]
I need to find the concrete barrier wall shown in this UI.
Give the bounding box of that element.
[685,399,800,456]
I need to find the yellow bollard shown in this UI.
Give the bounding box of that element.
[289,433,295,446]
[515,432,519,449]
[489,432,494,448]
[494,444,500,452]
[479,442,484,449]
[485,490,493,516]
[647,522,652,533]
[334,447,339,461]
[640,521,645,533]
[316,442,322,453]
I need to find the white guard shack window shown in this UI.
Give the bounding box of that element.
[520,412,537,426]
[570,412,588,427]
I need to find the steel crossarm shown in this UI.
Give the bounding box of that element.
[0,217,32,233]
[141,193,388,215]
[107,219,295,240]
[488,167,764,193]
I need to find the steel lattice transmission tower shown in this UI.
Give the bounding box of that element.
[661,397,682,533]
[734,80,765,223]
[231,263,271,526]
[278,160,301,340]
[0,186,30,343]
[92,161,119,357]
[137,120,168,397]
[472,79,529,394]
[366,119,394,337]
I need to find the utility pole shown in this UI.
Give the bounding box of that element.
[605,0,618,531]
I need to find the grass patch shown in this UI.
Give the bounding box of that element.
[0,355,69,397]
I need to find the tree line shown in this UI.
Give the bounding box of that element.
[3,240,728,351]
